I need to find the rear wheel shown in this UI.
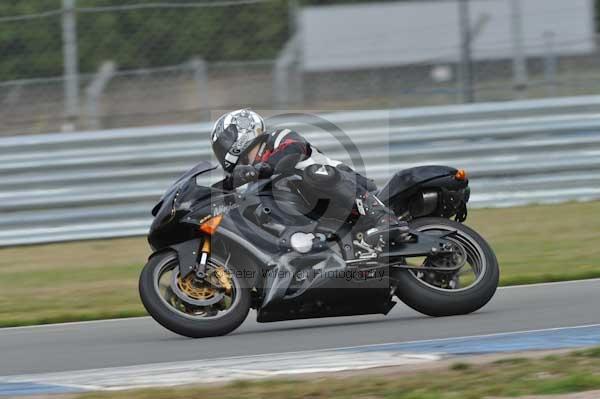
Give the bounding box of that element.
[393,217,499,317]
[139,251,250,338]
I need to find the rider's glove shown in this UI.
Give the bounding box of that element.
[232,165,259,187]
[254,162,274,179]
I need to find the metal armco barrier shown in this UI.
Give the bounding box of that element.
[2,95,600,246]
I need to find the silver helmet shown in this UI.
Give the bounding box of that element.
[211,109,266,173]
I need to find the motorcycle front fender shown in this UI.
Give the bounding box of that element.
[164,238,204,278]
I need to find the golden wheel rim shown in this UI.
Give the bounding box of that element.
[155,256,241,320]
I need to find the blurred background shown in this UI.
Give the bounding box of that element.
[0,0,597,135]
[2,4,600,397]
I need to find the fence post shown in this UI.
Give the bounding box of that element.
[190,58,208,120]
[543,31,558,97]
[288,0,304,106]
[86,61,116,130]
[510,0,528,99]
[62,0,80,131]
[274,36,300,107]
[458,0,475,104]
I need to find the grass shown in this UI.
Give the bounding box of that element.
[1,200,599,327]
[468,201,600,286]
[74,347,600,399]
[0,238,148,327]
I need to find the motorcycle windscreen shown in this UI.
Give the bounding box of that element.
[152,161,217,216]
[152,161,218,216]
[163,161,218,201]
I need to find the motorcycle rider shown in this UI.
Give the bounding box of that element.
[210,109,409,245]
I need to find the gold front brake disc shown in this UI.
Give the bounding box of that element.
[177,266,232,300]
[177,274,217,300]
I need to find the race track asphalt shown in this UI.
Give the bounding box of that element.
[1,279,599,376]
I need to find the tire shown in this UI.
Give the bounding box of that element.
[394,217,499,317]
[139,251,251,338]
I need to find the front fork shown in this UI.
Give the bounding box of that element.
[194,238,211,278]
[169,236,211,279]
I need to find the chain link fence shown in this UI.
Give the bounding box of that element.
[0,0,598,135]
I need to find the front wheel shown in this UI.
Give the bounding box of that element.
[393,217,499,317]
[139,251,250,338]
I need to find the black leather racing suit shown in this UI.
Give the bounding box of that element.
[225,129,404,239]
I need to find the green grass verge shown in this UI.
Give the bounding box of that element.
[469,201,600,286]
[1,200,599,327]
[75,347,600,399]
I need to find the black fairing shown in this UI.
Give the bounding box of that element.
[378,165,457,204]
[148,162,220,250]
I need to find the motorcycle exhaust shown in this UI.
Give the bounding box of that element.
[408,190,439,218]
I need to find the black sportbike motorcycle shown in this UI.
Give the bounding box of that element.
[139,161,499,338]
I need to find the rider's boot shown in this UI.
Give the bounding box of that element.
[354,192,410,247]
